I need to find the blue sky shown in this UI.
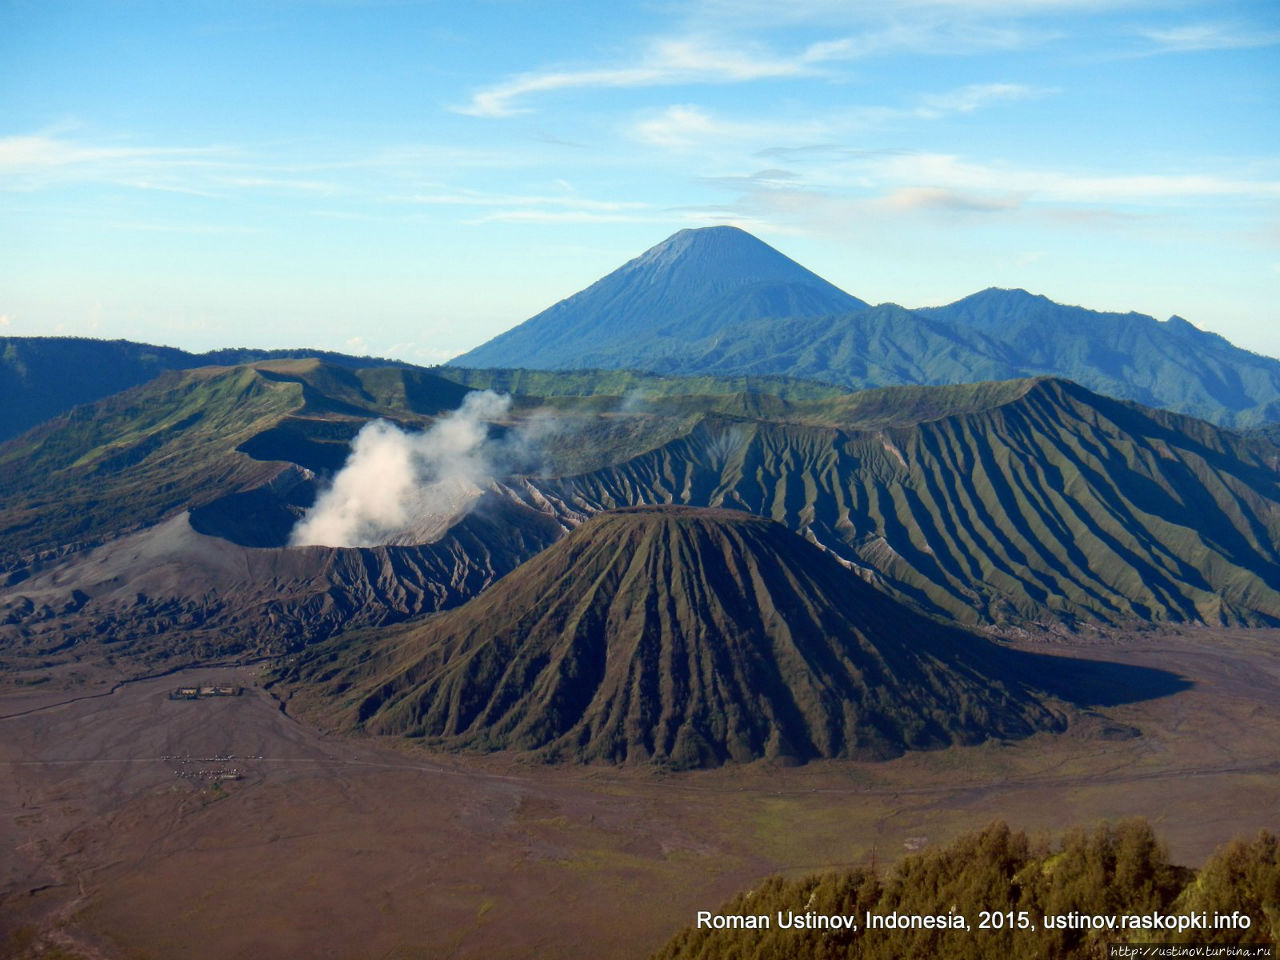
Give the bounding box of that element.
[3,0,1279,363]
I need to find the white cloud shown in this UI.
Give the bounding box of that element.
[386,343,464,366]
[217,175,337,193]
[913,82,1051,118]
[0,133,231,194]
[653,36,820,78]
[633,105,823,148]
[0,134,222,172]
[464,209,665,225]
[874,153,1280,204]
[879,186,1023,212]
[0,131,542,206]
[1136,22,1280,54]
[691,0,1148,19]
[399,185,654,224]
[456,36,822,118]
[456,0,1276,121]
[348,144,536,173]
[459,66,673,119]
[684,146,1280,240]
[632,80,1049,152]
[400,187,648,212]
[458,20,1054,119]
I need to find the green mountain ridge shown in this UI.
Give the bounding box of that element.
[0,359,471,568]
[4,363,1280,672]
[0,336,409,443]
[451,227,1280,427]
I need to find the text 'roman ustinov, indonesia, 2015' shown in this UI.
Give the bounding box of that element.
[695,910,1256,934]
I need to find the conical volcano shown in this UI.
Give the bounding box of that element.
[302,506,1064,767]
[449,226,866,370]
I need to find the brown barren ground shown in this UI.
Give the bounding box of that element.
[2,628,1278,959]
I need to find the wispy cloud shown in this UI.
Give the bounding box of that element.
[459,0,1275,121]
[0,133,231,194]
[456,36,826,118]
[689,0,1150,20]
[397,184,653,224]
[633,104,832,148]
[0,134,224,172]
[400,186,648,212]
[879,186,1024,212]
[1136,21,1280,54]
[913,82,1051,118]
[696,168,803,189]
[755,144,909,162]
[876,153,1280,204]
[464,209,664,225]
[689,145,1280,238]
[100,220,264,235]
[457,14,1054,120]
[217,175,338,193]
[0,132,532,204]
[386,342,465,366]
[0,132,341,199]
[631,82,1050,150]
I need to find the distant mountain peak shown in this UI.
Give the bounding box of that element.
[963,287,1050,305]
[628,224,765,268]
[451,226,867,370]
[640,223,749,249]
[445,228,1280,428]
[617,225,838,289]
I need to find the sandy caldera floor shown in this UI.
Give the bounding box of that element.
[1,628,1278,960]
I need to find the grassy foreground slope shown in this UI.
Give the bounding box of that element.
[653,820,1279,959]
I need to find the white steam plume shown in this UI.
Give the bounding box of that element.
[289,390,513,548]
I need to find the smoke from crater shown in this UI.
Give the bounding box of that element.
[289,390,514,548]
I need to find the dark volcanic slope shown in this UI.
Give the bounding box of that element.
[530,378,1280,628]
[296,507,1064,767]
[0,494,568,664]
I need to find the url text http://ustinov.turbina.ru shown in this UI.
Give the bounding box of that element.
[1107,946,1276,959]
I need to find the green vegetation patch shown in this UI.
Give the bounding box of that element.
[654,821,1280,959]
